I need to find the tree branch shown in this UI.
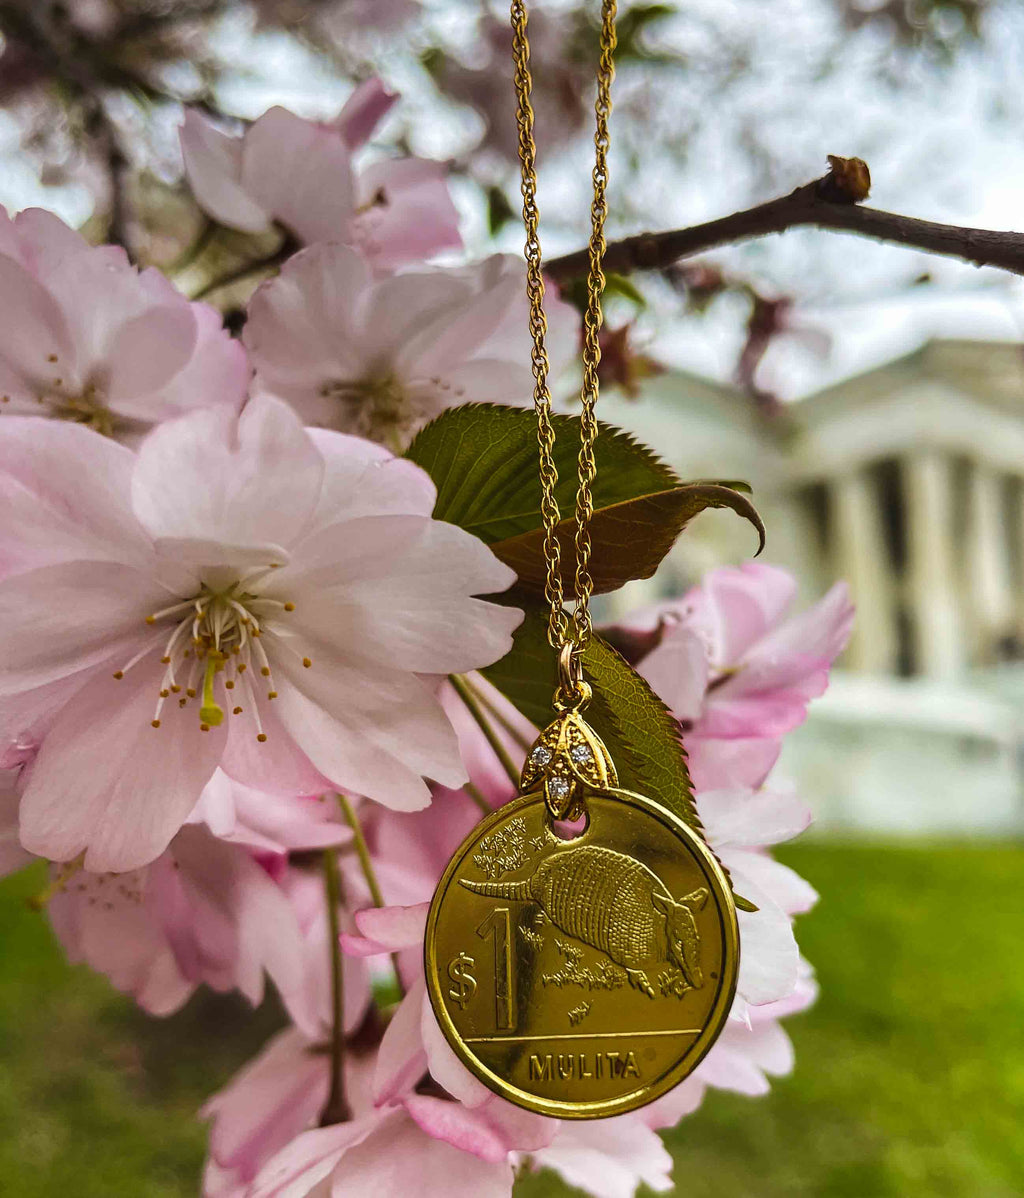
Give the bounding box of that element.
[545,158,1024,283]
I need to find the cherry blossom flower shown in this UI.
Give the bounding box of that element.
[179,80,460,266]
[243,244,580,445]
[641,961,819,1131]
[611,562,853,790]
[245,1099,519,1198]
[0,398,520,872]
[0,206,248,438]
[45,774,356,1020]
[624,563,853,736]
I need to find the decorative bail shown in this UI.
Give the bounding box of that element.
[554,642,591,713]
[520,704,619,819]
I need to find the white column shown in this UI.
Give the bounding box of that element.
[904,451,962,679]
[965,461,1014,663]
[831,469,897,674]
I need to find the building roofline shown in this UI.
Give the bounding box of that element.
[792,337,1024,422]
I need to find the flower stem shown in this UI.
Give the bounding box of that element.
[463,779,492,816]
[466,676,532,751]
[450,673,521,789]
[319,849,351,1127]
[336,793,404,998]
[337,793,385,909]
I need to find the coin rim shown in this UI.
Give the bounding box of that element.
[423,787,740,1120]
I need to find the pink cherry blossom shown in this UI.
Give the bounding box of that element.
[524,1116,674,1198]
[202,1035,378,1196]
[246,1103,516,1198]
[611,563,853,792]
[0,206,248,438]
[625,563,853,738]
[642,961,818,1130]
[45,773,355,1020]
[243,244,580,445]
[179,83,460,266]
[695,785,810,1014]
[0,398,520,871]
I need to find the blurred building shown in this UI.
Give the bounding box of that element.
[601,339,1024,836]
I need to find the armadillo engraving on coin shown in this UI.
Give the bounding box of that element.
[424,788,739,1119]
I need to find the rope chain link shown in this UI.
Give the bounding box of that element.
[510,0,617,688]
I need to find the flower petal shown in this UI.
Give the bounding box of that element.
[242,108,356,245]
[352,901,428,952]
[335,77,399,148]
[420,996,491,1108]
[18,655,226,870]
[203,1027,330,1183]
[0,416,150,573]
[271,648,464,810]
[354,158,461,267]
[0,562,160,694]
[249,1115,381,1198]
[0,251,75,383]
[329,1110,514,1198]
[104,304,199,405]
[373,977,428,1105]
[131,396,324,552]
[180,109,272,233]
[697,786,812,848]
[531,1116,674,1198]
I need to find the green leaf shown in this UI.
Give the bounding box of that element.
[485,185,516,236]
[603,271,648,310]
[490,482,765,597]
[405,403,677,545]
[481,604,703,835]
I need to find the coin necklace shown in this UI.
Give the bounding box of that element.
[424,0,739,1119]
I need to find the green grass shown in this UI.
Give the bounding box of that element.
[2,844,1023,1196]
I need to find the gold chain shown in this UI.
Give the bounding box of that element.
[511,0,617,691]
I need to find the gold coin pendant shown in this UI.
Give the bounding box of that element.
[424,788,739,1119]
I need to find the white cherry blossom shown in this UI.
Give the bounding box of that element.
[244,243,580,445]
[0,398,519,871]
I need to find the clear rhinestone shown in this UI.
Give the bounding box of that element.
[547,776,571,799]
[530,745,553,767]
[569,743,593,765]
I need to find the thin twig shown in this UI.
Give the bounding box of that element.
[319,848,351,1127]
[450,673,521,788]
[188,239,293,301]
[546,164,1024,283]
[165,216,218,277]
